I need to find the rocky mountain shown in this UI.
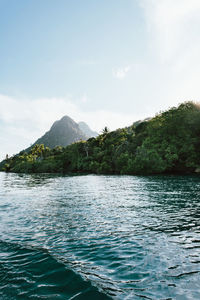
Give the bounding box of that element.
[2,102,200,175]
[78,121,98,137]
[30,116,94,149]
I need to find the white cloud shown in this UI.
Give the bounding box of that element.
[80,94,88,103]
[138,0,200,109]
[140,0,200,63]
[0,94,141,161]
[113,65,131,79]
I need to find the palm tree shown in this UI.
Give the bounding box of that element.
[102,126,109,134]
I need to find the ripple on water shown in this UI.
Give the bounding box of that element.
[0,240,111,300]
[0,173,200,299]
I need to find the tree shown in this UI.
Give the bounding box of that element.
[102,126,109,134]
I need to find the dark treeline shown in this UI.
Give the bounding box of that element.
[1,102,200,175]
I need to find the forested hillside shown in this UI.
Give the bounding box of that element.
[1,102,200,175]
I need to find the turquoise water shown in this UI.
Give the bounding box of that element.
[0,173,200,299]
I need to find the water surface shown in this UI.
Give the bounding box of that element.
[0,173,200,299]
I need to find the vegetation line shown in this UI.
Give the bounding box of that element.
[1,102,200,175]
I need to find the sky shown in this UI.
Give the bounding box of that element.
[0,0,200,160]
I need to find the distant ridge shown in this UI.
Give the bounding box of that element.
[78,121,98,137]
[29,116,95,149]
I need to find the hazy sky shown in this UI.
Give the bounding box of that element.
[0,0,200,160]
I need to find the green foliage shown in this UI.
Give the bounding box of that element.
[1,102,200,175]
[129,146,166,174]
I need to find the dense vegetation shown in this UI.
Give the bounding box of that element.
[1,102,200,175]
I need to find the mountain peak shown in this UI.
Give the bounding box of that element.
[50,115,78,130]
[78,121,98,138]
[28,116,97,150]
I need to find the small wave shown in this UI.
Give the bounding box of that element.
[0,240,111,299]
[168,271,200,278]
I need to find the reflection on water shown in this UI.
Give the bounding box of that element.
[0,172,200,299]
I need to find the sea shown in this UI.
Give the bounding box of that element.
[0,172,200,299]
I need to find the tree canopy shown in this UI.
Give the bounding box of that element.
[1,102,200,175]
